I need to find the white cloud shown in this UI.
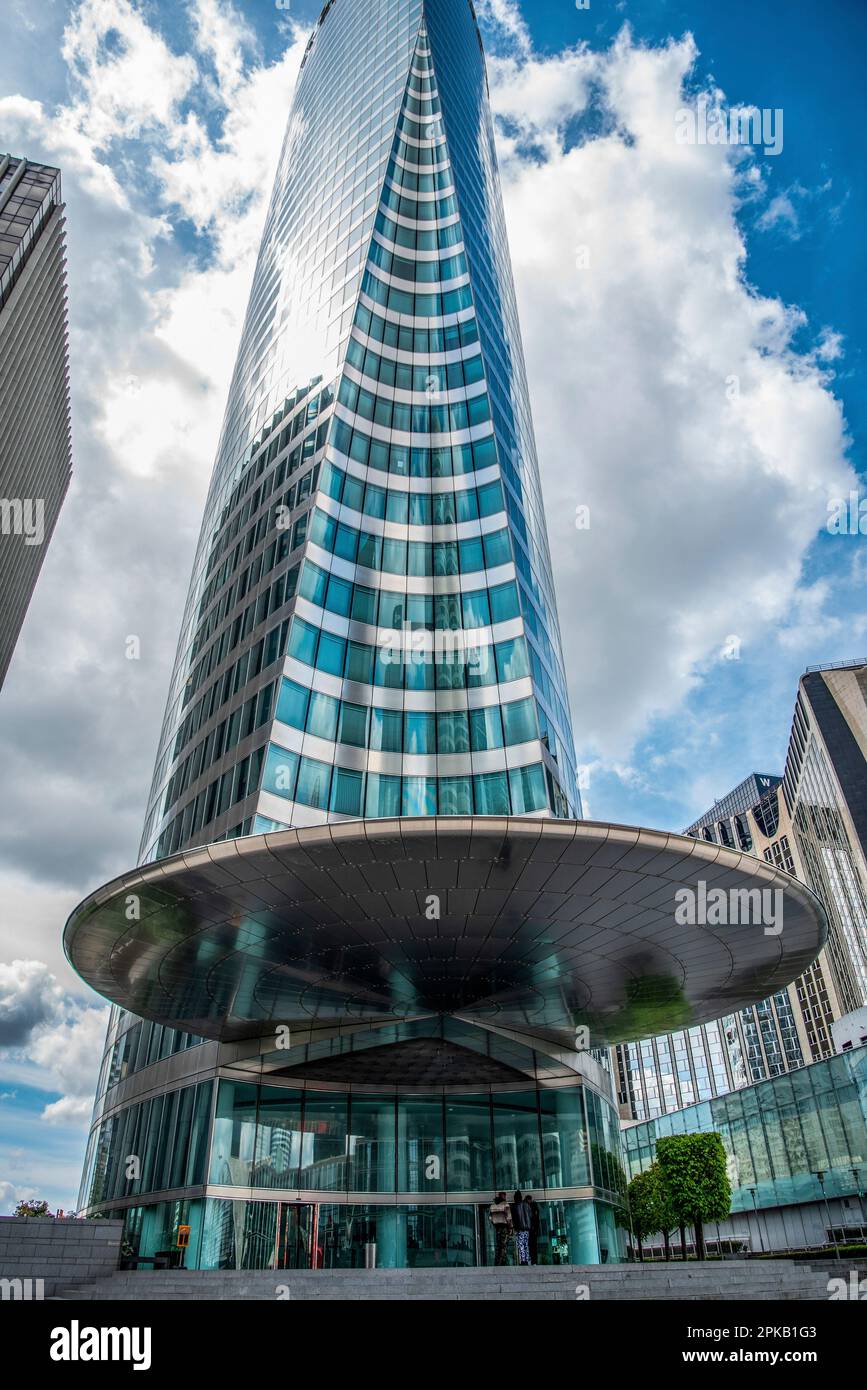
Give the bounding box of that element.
[476,0,532,57]
[491,26,854,758]
[62,0,197,147]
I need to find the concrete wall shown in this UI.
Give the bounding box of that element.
[0,1216,123,1298]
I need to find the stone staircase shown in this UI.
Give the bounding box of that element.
[55,1260,834,1301]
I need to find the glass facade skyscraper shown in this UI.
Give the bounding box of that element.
[138,0,578,868]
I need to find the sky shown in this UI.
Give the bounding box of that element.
[0,0,864,1211]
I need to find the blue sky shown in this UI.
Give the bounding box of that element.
[0,0,863,1209]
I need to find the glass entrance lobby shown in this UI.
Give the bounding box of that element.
[120,1195,625,1270]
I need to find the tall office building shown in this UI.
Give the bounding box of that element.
[615,772,842,1121]
[69,1,826,1270]
[0,155,71,688]
[783,659,867,1011]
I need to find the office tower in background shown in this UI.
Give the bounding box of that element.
[783,659,867,1010]
[0,155,71,688]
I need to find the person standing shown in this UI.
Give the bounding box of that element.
[511,1190,532,1266]
[488,1192,513,1266]
[525,1194,541,1266]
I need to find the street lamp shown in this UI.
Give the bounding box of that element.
[748,1187,762,1255]
[815,1170,840,1261]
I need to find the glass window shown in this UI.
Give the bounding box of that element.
[346,640,374,684]
[496,638,530,684]
[462,589,491,629]
[493,1093,543,1192]
[502,698,538,747]
[348,1096,396,1193]
[402,776,437,816]
[446,1095,493,1192]
[437,710,470,755]
[459,536,484,574]
[474,770,510,815]
[276,679,308,730]
[330,766,364,817]
[297,1092,348,1192]
[404,710,435,754]
[351,585,378,625]
[288,617,318,666]
[295,757,332,810]
[338,702,368,747]
[489,582,520,624]
[316,631,346,677]
[307,691,339,742]
[263,745,299,801]
[466,641,497,687]
[540,1090,590,1189]
[209,1081,258,1185]
[326,574,353,617]
[370,706,403,752]
[439,776,472,815]
[397,1096,444,1192]
[254,1088,303,1189]
[509,764,548,814]
[469,705,503,751]
[483,531,511,569]
[300,561,328,607]
[366,772,401,818]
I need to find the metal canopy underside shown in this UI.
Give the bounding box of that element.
[63,817,827,1047]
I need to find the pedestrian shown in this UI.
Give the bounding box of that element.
[511,1189,532,1266]
[489,1191,513,1266]
[525,1193,541,1265]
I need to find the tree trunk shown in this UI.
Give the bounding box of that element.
[637,1235,643,1263]
[679,1224,687,1260]
[695,1218,706,1261]
[663,1230,671,1262]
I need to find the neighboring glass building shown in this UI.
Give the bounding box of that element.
[76,0,626,1269]
[624,1045,867,1256]
[615,773,842,1121]
[0,155,71,688]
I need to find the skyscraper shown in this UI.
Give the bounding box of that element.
[0,155,71,688]
[783,659,867,1011]
[68,1,827,1271]
[137,0,578,868]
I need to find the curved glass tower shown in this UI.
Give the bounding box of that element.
[70,1,826,1272]
[139,0,578,867]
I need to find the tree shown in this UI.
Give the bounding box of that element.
[627,1167,660,1262]
[627,1163,677,1262]
[656,1133,731,1260]
[14,1199,53,1218]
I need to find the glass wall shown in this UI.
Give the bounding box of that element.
[624,1047,867,1212]
[204,1080,621,1198]
[80,1081,213,1212]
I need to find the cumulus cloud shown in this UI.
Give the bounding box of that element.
[490,26,854,757]
[0,961,65,1046]
[0,960,107,1126]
